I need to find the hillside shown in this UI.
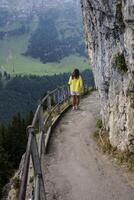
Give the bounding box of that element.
[0,0,90,75]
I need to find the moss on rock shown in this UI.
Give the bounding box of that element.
[114,53,128,73]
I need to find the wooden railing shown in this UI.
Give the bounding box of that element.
[18,84,88,200]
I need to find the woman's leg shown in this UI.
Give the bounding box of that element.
[72,95,76,107]
[76,95,80,108]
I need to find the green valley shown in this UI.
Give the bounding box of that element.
[0,1,92,197]
[0,1,90,76]
[0,33,89,75]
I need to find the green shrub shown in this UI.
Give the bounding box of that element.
[96,118,103,129]
[12,176,20,189]
[114,53,128,73]
[29,176,34,183]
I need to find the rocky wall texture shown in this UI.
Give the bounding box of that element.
[81,0,134,152]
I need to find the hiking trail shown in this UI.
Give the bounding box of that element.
[44,92,134,200]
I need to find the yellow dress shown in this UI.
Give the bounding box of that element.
[68,76,83,94]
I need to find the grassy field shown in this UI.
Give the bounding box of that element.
[0,35,90,75]
[0,17,90,76]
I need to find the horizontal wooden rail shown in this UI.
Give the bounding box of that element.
[19,84,89,200]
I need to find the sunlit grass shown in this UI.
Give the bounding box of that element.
[0,33,90,75]
[0,17,90,76]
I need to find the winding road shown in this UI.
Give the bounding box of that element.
[44,92,134,200]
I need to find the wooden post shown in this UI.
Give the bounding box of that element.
[31,129,46,200]
[39,105,45,132]
[18,126,33,200]
[47,92,52,127]
[61,87,64,102]
[34,175,40,200]
[57,88,61,114]
[62,86,66,103]
[39,105,46,155]
[53,92,56,106]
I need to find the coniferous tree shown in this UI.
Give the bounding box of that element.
[0,111,34,197]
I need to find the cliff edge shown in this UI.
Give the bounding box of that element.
[81,0,134,152]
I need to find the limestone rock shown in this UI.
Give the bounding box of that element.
[81,0,134,152]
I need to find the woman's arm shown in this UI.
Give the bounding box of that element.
[68,76,72,85]
[79,76,83,89]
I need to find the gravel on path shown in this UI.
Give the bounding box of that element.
[44,92,134,200]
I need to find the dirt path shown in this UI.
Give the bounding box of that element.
[44,92,134,200]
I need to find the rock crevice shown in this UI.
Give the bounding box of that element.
[81,0,134,152]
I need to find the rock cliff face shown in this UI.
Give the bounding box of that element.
[81,0,134,152]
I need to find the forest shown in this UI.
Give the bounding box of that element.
[0,2,89,75]
[25,7,87,63]
[0,2,93,196]
[0,69,94,197]
[0,112,33,198]
[0,9,11,27]
[0,70,94,124]
[0,24,29,39]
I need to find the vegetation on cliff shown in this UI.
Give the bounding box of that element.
[114,53,128,73]
[0,112,33,197]
[94,119,134,171]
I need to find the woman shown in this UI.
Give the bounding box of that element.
[68,69,83,110]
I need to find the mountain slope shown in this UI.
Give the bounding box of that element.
[0,0,89,75]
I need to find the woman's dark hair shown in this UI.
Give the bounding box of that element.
[72,69,80,79]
